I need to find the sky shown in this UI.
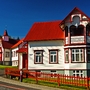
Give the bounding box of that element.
[0,0,90,39]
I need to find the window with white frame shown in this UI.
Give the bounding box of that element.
[73,70,83,77]
[65,50,69,62]
[34,51,43,64]
[87,49,90,62]
[49,50,58,64]
[5,52,10,57]
[71,49,84,62]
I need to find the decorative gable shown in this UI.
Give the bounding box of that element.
[60,7,90,29]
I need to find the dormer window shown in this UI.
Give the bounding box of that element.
[71,15,81,22]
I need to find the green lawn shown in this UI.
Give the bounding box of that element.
[0,65,17,69]
[23,78,87,90]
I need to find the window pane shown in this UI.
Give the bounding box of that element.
[87,54,90,61]
[39,56,41,62]
[51,55,53,62]
[77,74,79,77]
[72,54,74,61]
[66,54,68,61]
[76,49,79,52]
[87,49,90,62]
[50,51,56,54]
[54,55,56,62]
[36,52,40,54]
[76,54,79,61]
[36,56,38,62]
[65,50,68,62]
[76,70,79,73]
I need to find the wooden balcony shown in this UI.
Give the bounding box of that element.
[66,36,84,44]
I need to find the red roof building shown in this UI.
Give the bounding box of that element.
[0,30,19,65]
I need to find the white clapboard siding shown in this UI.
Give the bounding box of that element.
[28,40,65,70]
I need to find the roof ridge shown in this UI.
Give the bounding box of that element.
[34,20,62,24]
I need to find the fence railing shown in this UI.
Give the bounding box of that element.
[5,68,90,89]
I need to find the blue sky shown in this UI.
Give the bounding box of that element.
[0,0,90,38]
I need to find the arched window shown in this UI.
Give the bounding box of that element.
[65,26,68,37]
[70,25,76,36]
[73,16,80,26]
[86,23,90,36]
[77,25,84,35]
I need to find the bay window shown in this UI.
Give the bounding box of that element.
[65,50,69,62]
[87,49,90,62]
[71,49,84,62]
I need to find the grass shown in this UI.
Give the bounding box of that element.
[22,78,87,90]
[0,65,17,69]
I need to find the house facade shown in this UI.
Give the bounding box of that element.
[23,21,65,73]
[0,30,19,65]
[19,7,90,77]
[61,7,90,77]
[11,38,27,67]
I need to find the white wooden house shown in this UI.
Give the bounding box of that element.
[0,30,19,65]
[19,7,90,77]
[11,38,27,67]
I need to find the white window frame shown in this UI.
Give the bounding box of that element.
[65,50,69,62]
[73,70,83,77]
[72,49,83,62]
[49,50,58,64]
[34,51,43,64]
[5,52,10,57]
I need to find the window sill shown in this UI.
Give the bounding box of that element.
[49,62,59,64]
[34,62,43,64]
[71,61,85,63]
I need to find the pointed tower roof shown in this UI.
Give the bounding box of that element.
[3,30,8,36]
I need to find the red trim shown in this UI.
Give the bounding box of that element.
[0,47,2,61]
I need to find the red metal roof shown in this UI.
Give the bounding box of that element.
[2,38,19,49]
[24,21,64,41]
[16,48,27,53]
[2,41,13,49]
[11,38,24,49]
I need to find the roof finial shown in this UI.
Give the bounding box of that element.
[3,30,8,36]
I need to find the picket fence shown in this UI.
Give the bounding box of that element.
[5,68,90,89]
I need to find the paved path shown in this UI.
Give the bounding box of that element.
[0,76,65,90]
[0,81,39,90]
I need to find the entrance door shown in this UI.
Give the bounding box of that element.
[23,54,28,69]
